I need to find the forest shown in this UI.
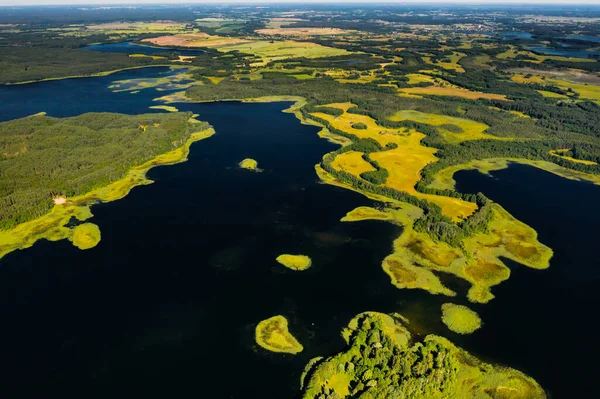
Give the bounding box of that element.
[0,112,209,229]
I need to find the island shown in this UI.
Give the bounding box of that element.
[255,315,303,354]
[238,158,262,172]
[441,303,482,335]
[70,223,101,250]
[276,254,312,271]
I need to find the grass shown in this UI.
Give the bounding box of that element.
[441,303,482,334]
[423,52,466,72]
[70,223,101,250]
[537,90,569,99]
[405,73,437,84]
[0,127,215,259]
[128,54,167,61]
[301,312,546,398]
[311,105,478,221]
[549,149,598,165]
[331,151,375,177]
[389,110,503,143]
[149,105,179,112]
[276,254,312,271]
[255,315,303,354]
[216,40,352,65]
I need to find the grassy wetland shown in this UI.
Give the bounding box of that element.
[276,254,312,271]
[441,303,482,334]
[4,3,600,398]
[255,315,304,354]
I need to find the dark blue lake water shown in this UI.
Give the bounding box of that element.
[82,41,205,56]
[526,44,598,59]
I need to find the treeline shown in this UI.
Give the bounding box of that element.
[0,47,157,84]
[0,112,209,229]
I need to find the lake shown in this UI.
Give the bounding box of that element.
[526,44,598,59]
[82,41,205,56]
[0,67,597,398]
[455,163,600,399]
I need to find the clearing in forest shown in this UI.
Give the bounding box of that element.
[216,40,352,64]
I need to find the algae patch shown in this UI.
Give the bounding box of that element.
[441,303,482,334]
[255,315,303,354]
[238,158,262,172]
[276,254,312,271]
[70,223,101,250]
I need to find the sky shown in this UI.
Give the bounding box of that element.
[1,0,600,5]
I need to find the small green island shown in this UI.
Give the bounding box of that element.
[276,254,312,271]
[255,315,303,354]
[238,158,262,172]
[441,303,482,334]
[70,223,101,250]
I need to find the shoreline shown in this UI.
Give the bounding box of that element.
[2,64,189,86]
[0,127,215,259]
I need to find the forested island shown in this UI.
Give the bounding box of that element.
[2,3,600,398]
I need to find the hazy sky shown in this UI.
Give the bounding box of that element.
[2,0,600,5]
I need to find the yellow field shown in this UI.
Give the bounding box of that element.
[537,90,569,99]
[513,73,600,101]
[335,74,378,84]
[405,73,437,84]
[311,105,478,221]
[423,52,466,72]
[143,33,249,48]
[389,110,502,143]
[255,27,352,36]
[331,151,375,176]
[216,40,352,64]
